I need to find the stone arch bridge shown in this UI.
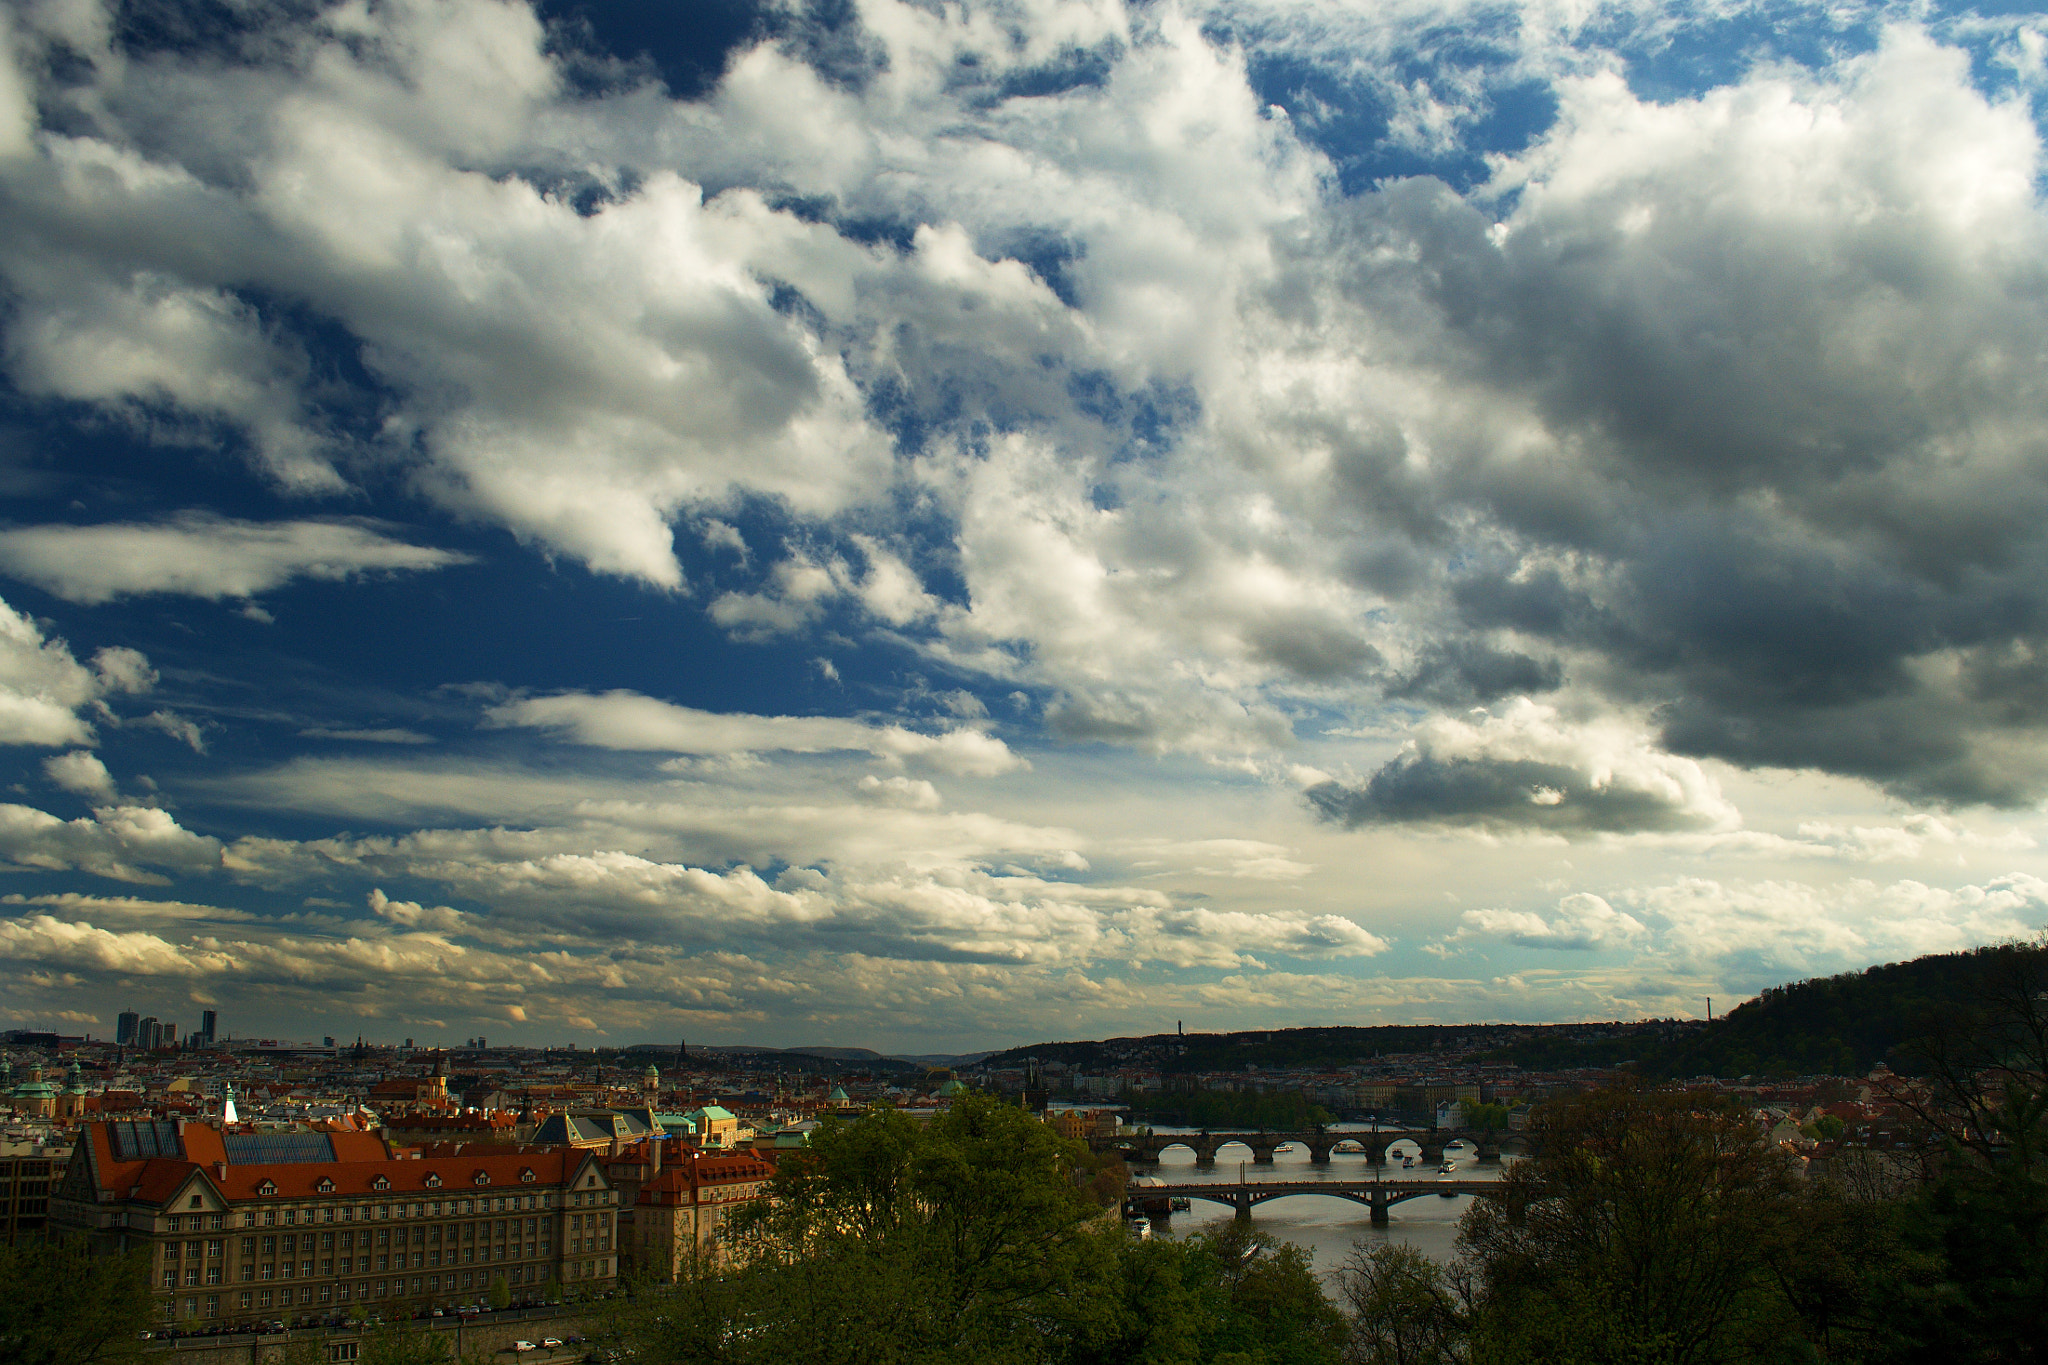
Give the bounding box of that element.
[1125,1177,1500,1227]
[1089,1128,1526,1168]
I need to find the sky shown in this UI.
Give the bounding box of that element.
[1,0,2047,1052]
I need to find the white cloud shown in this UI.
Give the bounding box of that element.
[0,595,150,747]
[0,801,223,884]
[299,727,434,745]
[136,710,208,753]
[0,913,235,977]
[44,749,115,801]
[1446,874,2048,980]
[856,774,942,810]
[486,690,1025,776]
[0,515,473,604]
[1631,874,2048,973]
[1450,892,1649,951]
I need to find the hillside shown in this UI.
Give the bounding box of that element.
[975,1020,1704,1074]
[977,941,2048,1082]
[1485,941,2048,1079]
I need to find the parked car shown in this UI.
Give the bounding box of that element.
[514,1343,539,1353]
[542,1339,563,1349]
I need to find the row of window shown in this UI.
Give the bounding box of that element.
[165,1263,574,1319]
[163,1190,587,1232]
[163,1245,552,1281]
[172,1217,555,1259]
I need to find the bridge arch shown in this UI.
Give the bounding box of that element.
[1125,1178,1499,1228]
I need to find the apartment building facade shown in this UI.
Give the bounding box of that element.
[627,1149,774,1280]
[50,1120,620,1328]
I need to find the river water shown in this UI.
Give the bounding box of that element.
[1125,1127,1511,1286]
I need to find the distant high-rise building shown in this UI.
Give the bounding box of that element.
[199,1009,217,1045]
[116,1011,139,1046]
[137,1015,159,1049]
[477,1036,487,1050]
[163,1021,178,1049]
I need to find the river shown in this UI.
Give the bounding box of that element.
[1123,1126,1512,1286]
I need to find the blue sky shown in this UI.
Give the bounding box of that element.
[2,0,2047,1050]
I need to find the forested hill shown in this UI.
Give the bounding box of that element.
[1483,941,2048,1079]
[975,1020,1705,1074]
[981,942,2047,1081]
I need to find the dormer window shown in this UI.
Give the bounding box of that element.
[519,1169,535,1183]
[257,1180,277,1197]
[473,1172,490,1186]
[423,1174,442,1188]
[372,1176,391,1191]
[315,1178,335,1193]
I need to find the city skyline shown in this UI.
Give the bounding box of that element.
[2,0,2048,1050]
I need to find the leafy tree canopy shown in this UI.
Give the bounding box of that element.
[0,1240,152,1365]
[629,1093,1344,1365]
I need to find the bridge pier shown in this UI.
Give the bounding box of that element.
[1192,1137,1221,1168]
[1369,1192,1390,1227]
[1248,1142,1279,1165]
[1475,1142,1501,1165]
[1306,1141,1333,1165]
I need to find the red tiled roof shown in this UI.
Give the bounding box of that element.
[634,1153,772,1206]
[79,1122,595,1207]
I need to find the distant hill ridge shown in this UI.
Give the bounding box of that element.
[623,1043,995,1068]
[979,941,2048,1081]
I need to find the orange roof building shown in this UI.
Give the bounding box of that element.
[51,1119,620,1330]
[626,1148,774,1281]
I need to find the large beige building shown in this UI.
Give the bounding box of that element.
[627,1149,773,1280]
[51,1119,619,1329]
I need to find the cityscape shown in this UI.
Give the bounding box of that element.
[1,0,2047,1358]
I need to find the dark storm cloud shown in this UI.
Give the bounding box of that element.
[1241,609,1382,680]
[1304,38,2048,807]
[1306,755,1718,834]
[1388,639,1563,707]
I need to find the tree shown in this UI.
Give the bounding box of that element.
[488,1275,512,1312]
[359,1319,453,1365]
[0,1239,153,1365]
[1457,1103,1509,1135]
[1880,940,2048,1363]
[637,1094,1117,1364]
[630,1093,1345,1365]
[1060,1223,1344,1365]
[1455,1086,1807,1365]
[1339,1243,1466,1365]
[1192,1222,1346,1365]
